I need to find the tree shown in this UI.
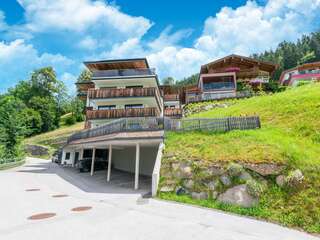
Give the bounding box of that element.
[162,77,175,85]
[20,108,42,136]
[0,96,26,158]
[176,74,199,86]
[29,96,59,132]
[77,69,92,83]
[70,97,85,122]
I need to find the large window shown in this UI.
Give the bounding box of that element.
[125,104,143,109]
[65,152,70,160]
[125,85,143,89]
[203,76,235,91]
[98,105,116,110]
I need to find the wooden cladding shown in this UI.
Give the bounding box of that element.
[88,87,158,99]
[86,107,160,120]
[164,108,182,117]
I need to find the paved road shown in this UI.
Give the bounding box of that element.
[0,158,318,240]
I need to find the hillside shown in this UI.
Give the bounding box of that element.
[24,121,84,158]
[162,83,320,233]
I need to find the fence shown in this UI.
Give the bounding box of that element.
[67,116,261,143]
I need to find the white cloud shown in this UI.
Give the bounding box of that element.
[17,0,152,39]
[0,39,74,91]
[0,11,8,31]
[78,36,98,50]
[195,0,320,57]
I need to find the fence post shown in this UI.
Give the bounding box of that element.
[227,117,231,131]
[257,117,261,128]
[198,119,201,130]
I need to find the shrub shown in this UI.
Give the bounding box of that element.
[64,115,76,125]
[246,180,265,198]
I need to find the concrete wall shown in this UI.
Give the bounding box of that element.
[112,146,158,176]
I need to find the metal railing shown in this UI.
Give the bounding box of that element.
[67,116,261,143]
[92,68,156,78]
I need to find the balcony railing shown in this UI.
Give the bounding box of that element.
[164,108,183,118]
[88,87,162,110]
[88,87,156,99]
[86,107,160,120]
[67,116,261,144]
[164,94,180,101]
[92,68,156,78]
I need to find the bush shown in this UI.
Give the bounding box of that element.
[246,180,265,198]
[65,115,76,125]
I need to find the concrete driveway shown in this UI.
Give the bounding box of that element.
[0,157,318,240]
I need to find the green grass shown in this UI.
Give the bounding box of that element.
[0,159,25,171]
[162,83,320,233]
[23,121,84,158]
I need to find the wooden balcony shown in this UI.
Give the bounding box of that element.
[164,94,180,101]
[164,108,183,118]
[86,107,160,120]
[88,87,162,109]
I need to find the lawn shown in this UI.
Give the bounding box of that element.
[162,83,320,233]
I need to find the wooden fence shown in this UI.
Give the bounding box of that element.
[67,116,261,143]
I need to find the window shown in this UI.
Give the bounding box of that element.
[65,152,70,160]
[125,104,143,109]
[98,105,116,110]
[125,85,143,89]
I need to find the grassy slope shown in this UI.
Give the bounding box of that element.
[163,83,320,233]
[24,121,84,158]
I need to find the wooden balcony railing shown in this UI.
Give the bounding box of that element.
[164,108,183,118]
[88,87,163,110]
[164,94,180,101]
[86,107,160,120]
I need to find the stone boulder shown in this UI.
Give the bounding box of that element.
[25,144,49,156]
[286,169,304,188]
[191,192,208,200]
[183,179,194,190]
[217,184,258,208]
[276,175,286,188]
[244,163,285,176]
[220,175,232,186]
[173,162,193,179]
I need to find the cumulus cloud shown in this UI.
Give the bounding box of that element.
[17,0,152,39]
[0,39,74,91]
[195,0,320,57]
[0,11,8,31]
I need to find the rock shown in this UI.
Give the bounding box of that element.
[220,175,232,186]
[276,175,286,188]
[217,184,258,208]
[206,180,219,191]
[173,163,193,179]
[286,169,304,188]
[160,185,175,193]
[183,179,194,189]
[191,192,208,200]
[246,180,265,198]
[171,162,180,171]
[207,166,225,176]
[227,163,244,177]
[24,144,49,156]
[244,163,285,176]
[176,186,187,196]
[239,171,252,182]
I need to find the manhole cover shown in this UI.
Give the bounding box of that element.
[52,194,69,198]
[71,206,92,212]
[25,188,40,192]
[28,213,56,220]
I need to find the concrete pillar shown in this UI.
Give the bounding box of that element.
[80,148,84,160]
[71,151,75,167]
[62,150,66,165]
[107,144,112,182]
[90,148,96,176]
[135,143,140,190]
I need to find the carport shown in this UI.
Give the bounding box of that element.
[62,131,163,192]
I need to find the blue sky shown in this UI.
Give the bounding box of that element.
[0,0,320,94]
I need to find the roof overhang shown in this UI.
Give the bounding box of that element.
[84,58,149,71]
